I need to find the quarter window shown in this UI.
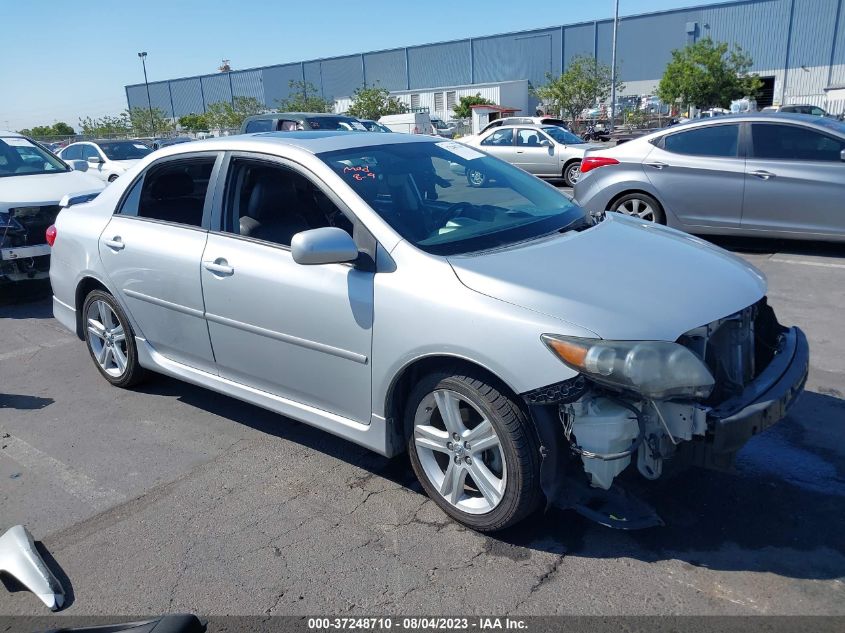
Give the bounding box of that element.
[751,123,845,161]
[662,124,739,157]
[222,158,353,247]
[481,128,514,147]
[118,157,215,226]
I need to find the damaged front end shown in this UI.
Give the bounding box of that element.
[0,205,60,283]
[524,298,809,529]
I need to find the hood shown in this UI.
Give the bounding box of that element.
[0,170,105,212]
[109,159,140,169]
[448,214,767,342]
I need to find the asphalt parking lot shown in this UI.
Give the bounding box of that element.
[1,232,844,617]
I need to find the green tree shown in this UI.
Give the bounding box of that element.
[346,85,407,120]
[127,107,174,137]
[657,37,762,111]
[452,94,494,119]
[78,113,131,137]
[532,55,624,126]
[276,80,334,113]
[52,122,75,136]
[204,97,267,130]
[178,113,209,132]
[19,122,76,138]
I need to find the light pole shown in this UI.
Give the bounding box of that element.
[138,52,156,138]
[609,0,620,131]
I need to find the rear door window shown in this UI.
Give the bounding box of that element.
[662,124,739,157]
[481,128,514,146]
[245,119,273,133]
[750,123,845,161]
[62,145,83,160]
[118,156,217,226]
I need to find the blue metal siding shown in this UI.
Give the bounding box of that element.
[147,82,173,117]
[789,0,839,67]
[303,61,323,95]
[563,24,595,65]
[200,74,232,107]
[473,29,561,86]
[126,85,150,111]
[615,11,696,81]
[362,49,407,90]
[230,69,265,103]
[261,64,303,107]
[832,0,845,84]
[702,0,791,70]
[170,78,205,116]
[320,56,365,99]
[408,41,471,89]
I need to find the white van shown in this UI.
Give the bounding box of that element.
[378,113,435,135]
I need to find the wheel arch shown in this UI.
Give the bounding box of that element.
[74,276,112,339]
[384,354,526,453]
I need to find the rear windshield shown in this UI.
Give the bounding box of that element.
[542,126,585,145]
[0,137,69,177]
[98,141,153,160]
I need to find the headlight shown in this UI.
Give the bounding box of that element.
[541,334,715,400]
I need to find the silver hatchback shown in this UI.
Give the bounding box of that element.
[49,131,808,531]
[574,114,845,241]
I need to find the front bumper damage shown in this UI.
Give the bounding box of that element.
[523,309,809,530]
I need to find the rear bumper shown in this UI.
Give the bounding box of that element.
[1,244,51,261]
[708,326,809,454]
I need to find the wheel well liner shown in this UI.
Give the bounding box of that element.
[74,277,110,339]
[384,355,525,453]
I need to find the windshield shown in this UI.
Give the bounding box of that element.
[318,140,586,255]
[362,121,391,133]
[542,126,585,145]
[431,119,448,130]
[308,117,366,131]
[98,141,153,160]
[0,136,69,177]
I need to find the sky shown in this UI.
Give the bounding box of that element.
[2,0,730,131]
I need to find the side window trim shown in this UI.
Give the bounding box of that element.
[660,123,741,158]
[748,122,844,162]
[113,151,224,230]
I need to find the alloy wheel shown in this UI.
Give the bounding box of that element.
[566,163,581,185]
[413,389,507,515]
[617,197,656,221]
[86,300,129,377]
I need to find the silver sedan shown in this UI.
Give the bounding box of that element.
[460,124,600,187]
[49,131,807,531]
[574,113,845,241]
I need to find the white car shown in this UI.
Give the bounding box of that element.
[459,124,600,187]
[58,140,153,183]
[1,131,104,283]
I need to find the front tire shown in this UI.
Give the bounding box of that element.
[406,369,541,532]
[82,290,146,388]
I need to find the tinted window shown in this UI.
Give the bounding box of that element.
[0,137,68,177]
[222,158,352,247]
[245,119,273,133]
[481,128,514,146]
[98,141,152,160]
[61,145,83,160]
[751,123,845,161]
[317,141,586,256]
[120,157,215,226]
[663,124,739,157]
[81,145,101,161]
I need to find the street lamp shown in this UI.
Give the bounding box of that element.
[138,52,156,138]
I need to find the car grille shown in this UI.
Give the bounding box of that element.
[678,298,782,405]
[3,205,60,247]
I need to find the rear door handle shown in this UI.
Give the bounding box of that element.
[203,258,234,276]
[644,161,668,170]
[750,170,775,180]
[104,237,125,251]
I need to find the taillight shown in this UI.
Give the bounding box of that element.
[46,225,57,247]
[580,156,620,174]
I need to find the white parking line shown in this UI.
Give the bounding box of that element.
[769,258,845,270]
[0,337,77,362]
[0,432,125,510]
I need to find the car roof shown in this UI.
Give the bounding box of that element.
[151,130,440,157]
[0,130,22,137]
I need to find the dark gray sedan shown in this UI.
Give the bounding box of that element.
[574,114,845,241]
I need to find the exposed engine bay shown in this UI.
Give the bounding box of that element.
[0,205,60,282]
[524,298,808,528]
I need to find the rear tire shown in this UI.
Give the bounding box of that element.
[82,290,147,388]
[610,192,666,224]
[563,161,581,187]
[406,369,541,532]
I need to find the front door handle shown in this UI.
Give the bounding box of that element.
[644,161,668,170]
[203,258,234,276]
[750,170,775,180]
[104,237,125,251]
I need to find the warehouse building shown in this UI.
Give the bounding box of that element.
[125,0,845,121]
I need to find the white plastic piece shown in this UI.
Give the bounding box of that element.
[0,525,65,611]
[571,398,639,489]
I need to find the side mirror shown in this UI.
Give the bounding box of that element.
[87,156,103,164]
[539,139,553,148]
[68,160,88,172]
[291,227,359,265]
